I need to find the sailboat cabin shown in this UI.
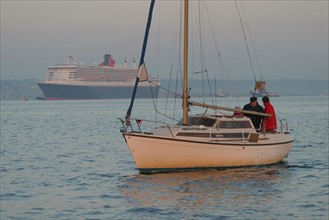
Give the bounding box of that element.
[149,115,257,142]
[177,115,253,129]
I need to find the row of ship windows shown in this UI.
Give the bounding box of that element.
[49,71,131,75]
[48,76,127,81]
[49,72,131,77]
[48,72,134,81]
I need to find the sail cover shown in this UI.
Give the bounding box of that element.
[138,63,149,82]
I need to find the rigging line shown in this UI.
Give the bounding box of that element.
[215,75,217,109]
[178,0,184,94]
[200,4,214,106]
[198,0,214,108]
[166,1,183,116]
[165,64,174,116]
[234,0,257,85]
[201,3,215,106]
[149,81,157,121]
[209,0,218,110]
[198,0,216,107]
[149,81,182,98]
[193,70,207,74]
[175,4,183,118]
[155,0,162,122]
[174,68,180,124]
[150,81,182,125]
[149,88,181,124]
[203,2,241,107]
[239,0,264,79]
[151,80,157,123]
[149,81,159,125]
[154,108,179,124]
[190,1,195,83]
[205,70,216,111]
[200,108,208,118]
[170,0,184,125]
[148,86,181,124]
[197,0,206,104]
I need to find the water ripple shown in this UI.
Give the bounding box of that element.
[1,98,328,219]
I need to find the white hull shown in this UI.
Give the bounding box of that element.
[123,132,293,172]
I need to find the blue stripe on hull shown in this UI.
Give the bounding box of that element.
[37,83,159,99]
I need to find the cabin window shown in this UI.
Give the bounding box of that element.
[177,132,214,137]
[176,132,250,139]
[217,121,252,129]
[177,117,216,127]
[198,118,216,127]
[222,133,250,138]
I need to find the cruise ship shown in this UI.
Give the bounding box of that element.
[37,54,160,100]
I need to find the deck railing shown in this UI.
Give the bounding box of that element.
[118,118,175,138]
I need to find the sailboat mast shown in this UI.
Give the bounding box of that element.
[183,0,189,125]
[125,0,155,120]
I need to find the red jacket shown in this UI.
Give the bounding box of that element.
[262,102,277,131]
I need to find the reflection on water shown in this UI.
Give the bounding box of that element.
[121,164,292,217]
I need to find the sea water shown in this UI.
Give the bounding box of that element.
[1,96,328,219]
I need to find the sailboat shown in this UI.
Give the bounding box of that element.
[250,79,279,97]
[119,0,293,173]
[216,89,229,98]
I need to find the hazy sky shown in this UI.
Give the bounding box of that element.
[1,0,328,81]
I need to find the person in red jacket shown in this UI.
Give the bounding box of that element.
[262,96,277,132]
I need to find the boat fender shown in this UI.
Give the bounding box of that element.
[199,125,206,129]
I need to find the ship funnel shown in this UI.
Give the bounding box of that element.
[98,54,115,67]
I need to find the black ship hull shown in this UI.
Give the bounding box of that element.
[37,83,159,100]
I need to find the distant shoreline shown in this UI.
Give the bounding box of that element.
[1,79,328,100]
